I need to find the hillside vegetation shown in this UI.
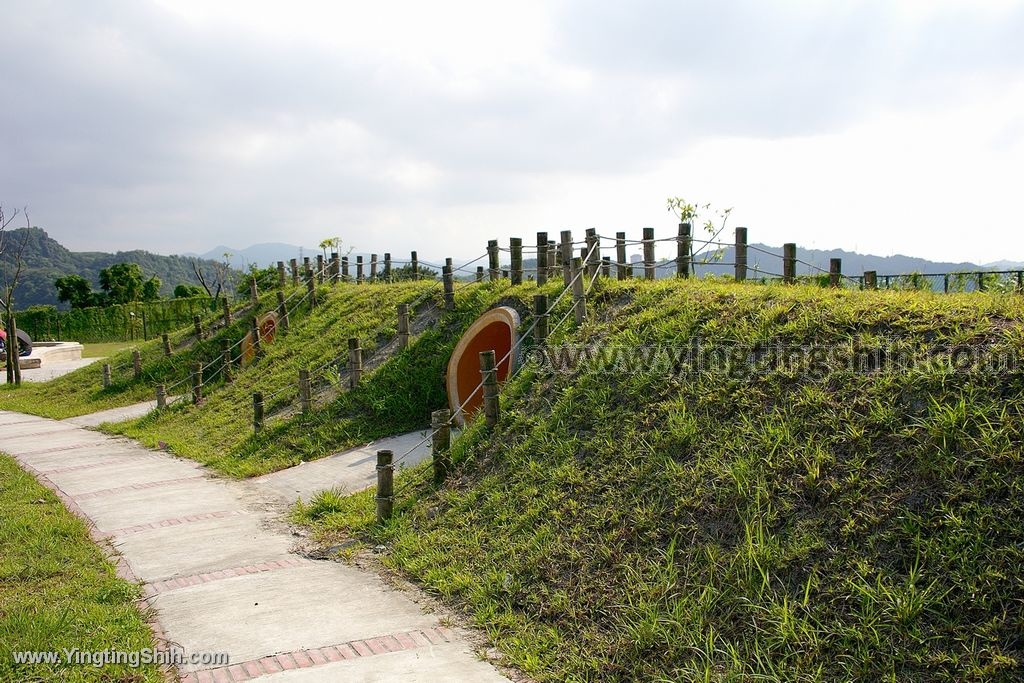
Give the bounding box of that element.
[297,279,1024,682]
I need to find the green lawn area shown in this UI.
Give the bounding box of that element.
[0,454,161,682]
[80,342,135,358]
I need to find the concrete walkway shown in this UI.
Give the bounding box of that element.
[0,357,99,382]
[0,411,508,682]
[63,399,171,427]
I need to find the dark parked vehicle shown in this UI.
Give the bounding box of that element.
[0,328,33,357]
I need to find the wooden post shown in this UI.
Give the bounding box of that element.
[253,392,264,432]
[571,257,587,324]
[155,384,166,409]
[290,258,299,287]
[601,257,611,278]
[132,350,142,379]
[348,338,362,388]
[316,255,325,284]
[272,293,287,334]
[142,312,148,341]
[643,227,656,280]
[191,362,202,404]
[299,369,311,414]
[943,274,950,293]
[370,253,378,281]
[222,341,233,383]
[356,256,364,284]
[783,243,797,284]
[884,275,891,289]
[534,294,548,346]
[487,240,500,281]
[303,256,312,281]
[864,271,877,290]
[277,261,286,289]
[306,272,317,307]
[560,230,573,286]
[536,231,548,286]
[102,363,111,388]
[1017,271,1023,292]
[411,251,419,280]
[443,263,456,311]
[431,409,451,484]
[502,269,509,279]
[829,258,842,287]
[249,276,258,302]
[734,227,748,282]
[616,232,627,280]
[480,350,499,429]
[546,241,556,281]
[675,223,692,278]
[193,314,203,340]
[341,256,350,282]
[476,266,484,282]
[383,253,392,280]
[510,237,523,285]
[585,228,600,279]
[331,253,340,283]
[162,333,171,356]
[397,304,410,350]
[977,272,985,292]
[375,450,394,523]
[250,317,261,357]
[222,298,231,327]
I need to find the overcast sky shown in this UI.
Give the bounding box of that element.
[2,0,1023,264]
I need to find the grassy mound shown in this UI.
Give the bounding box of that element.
[297,279,1024,682]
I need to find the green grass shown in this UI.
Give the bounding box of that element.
[103,280,533,477]
[80,342,135,359]
[0,454,161,683]
[296,279,1024,682]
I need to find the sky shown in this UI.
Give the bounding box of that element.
[2,0,1023,264]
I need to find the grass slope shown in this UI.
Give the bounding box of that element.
[0,454,160,683]
[105,280,537,477]
[297,279,1024,682]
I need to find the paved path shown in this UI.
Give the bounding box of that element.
[0,357,99,383]
[0,411,508,682]
[63,399,172,427]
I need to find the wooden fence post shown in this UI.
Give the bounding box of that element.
[977,272,985,292]
[155,384,166,409]
[547,241,557,281]
[142,312,148,341]
[102,363,111,388]
[348,338,362,389]
[476,266,484,282]
[277,261,286,289]
[222,298,232,327]
[253,392,264,432]
[299,369,311,414]
[290,258,299,287]
[411,251,419,280]
[132,350,142,380]
[341,256,350,282]
[370,253,378,282]
[829,258,842,287]
[643,227,656,280]
[397,304,410,350]
[487,240,500,281]
[734,227,748,282]
[572,257,587,324]
[316,255,325,284]
[616,232,627,280]
[560,230,573,286]
[601,257,611,278]
[331,253,340,283]
[534,294,548,346]
[443,262,456,311]
[306,271,317,307]
[536,231,548,286]
[480,350,499,429]
[191,362,202,405]
[431,409,451,484]
[510,238,523,285]
[585,228,600,279]
[677,223,692,279]
[356,256,364,284]
[783,243,797,284]
[193,314,203,340]
[222,341,233,383]
[249,277,258,302]
[276,291,289,331]
[864,271,877,290]
[376,450,394,523]
[162,333,171,356]
[303,257,312,281]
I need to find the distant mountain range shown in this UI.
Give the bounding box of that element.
[3,228,226,309]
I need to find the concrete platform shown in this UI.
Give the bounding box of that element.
[0,410,508,682]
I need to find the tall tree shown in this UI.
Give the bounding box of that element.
[141,276,161,302]
[98,262,144,304]
[54,274,95,308]
[0,204,30,385]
